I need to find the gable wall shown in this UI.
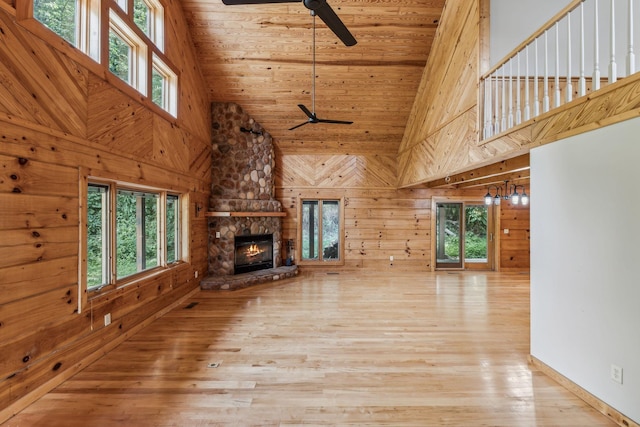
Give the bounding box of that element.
[0,1,211,419]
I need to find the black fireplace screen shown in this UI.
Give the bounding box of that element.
[234,234,274,274]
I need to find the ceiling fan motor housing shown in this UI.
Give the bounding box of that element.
[303,0,325,11]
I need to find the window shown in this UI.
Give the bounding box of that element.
[109,9,147,95]
[116,189,159,278]
[33,0,79,45]
[133,0,149,34]
[151,54,177,115]
[166,194,179,263]
[87,184,109,290]
[108,27,132,84]
[25,0,175,115]
[299,199,343,263]
[85,181,182,292]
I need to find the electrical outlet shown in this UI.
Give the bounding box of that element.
[389,255,394,262]
[104,313,111,326]
[503,228,510,234]
[194,270,199,278]
[215,231,221,239]
[611,364,623,384]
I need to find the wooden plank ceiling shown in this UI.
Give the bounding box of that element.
[181,0,446,155]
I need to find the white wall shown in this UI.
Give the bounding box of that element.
[490,0,639,75]
[490,0,564,65]
[530,118,640,422]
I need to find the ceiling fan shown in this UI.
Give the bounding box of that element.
[221,0,357,47]
[288,12,354,130]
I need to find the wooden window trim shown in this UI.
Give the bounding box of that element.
[79,169,188,311]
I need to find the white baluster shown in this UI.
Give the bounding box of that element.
[566,11,573,102]
[594,0,601,90]
[543,30,550,112]
[508,60,514,128]
[525,44,531,121]
[555,21,561,107]
[516,52,522,125]
[627,0,635,75]
[494,72,500,134]
[534,38,540,117]
[483,77,492,139]
[609,0,617,83]
[501,67,507,131]
[579,1,587,96]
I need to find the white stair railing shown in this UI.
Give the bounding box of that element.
[481,0,639,140]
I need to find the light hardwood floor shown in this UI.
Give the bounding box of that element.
[3,271,616,426]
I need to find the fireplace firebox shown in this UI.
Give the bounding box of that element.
[234,234,274,274]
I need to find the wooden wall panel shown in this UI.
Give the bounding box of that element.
[277,186,434,272]
[277,153,397,189]
[0,0,13,10]
[152,117,191,173]
[0,13,88,137]
[163,0,211,143]
[0,2,211,419]
[87,77,154,159]
[278,169,529,274]
[399,0,478,155]
[499,201,530,271]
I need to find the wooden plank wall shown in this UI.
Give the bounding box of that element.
[276,152,529,272]
[499,199,530,271]
[397,0,483,188]
[0,0,211,420]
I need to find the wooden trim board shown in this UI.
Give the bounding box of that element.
[205,211,286,217]
[529,355,639,427]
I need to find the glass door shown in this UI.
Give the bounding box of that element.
[435,202,493,270]
[436,203,463,269]
[464,204,491,270]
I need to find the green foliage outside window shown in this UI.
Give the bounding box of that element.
[151,67,164,108]
[301,200,340,261]
[109,30,131,84]
[87,185,107,289]
[116,191,158,279]
[442,205,488,259]
[133,0,150,35]
[34,0,77,45]
[166,195,179,263]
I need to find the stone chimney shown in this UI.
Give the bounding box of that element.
[207,102,283,276]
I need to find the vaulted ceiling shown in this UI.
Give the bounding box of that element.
[181,0,447,156]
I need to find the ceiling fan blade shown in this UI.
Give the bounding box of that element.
[316,118,353,125]
[297,104,315,119]
[313,2,357,46]
[289,121,310,130]
[222,0,297,4]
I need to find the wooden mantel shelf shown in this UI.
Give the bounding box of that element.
[205,211,286,217]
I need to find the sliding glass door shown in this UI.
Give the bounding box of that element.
[436,203,463,269]
[435,202,492,270]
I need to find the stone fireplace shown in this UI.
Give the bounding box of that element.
[202,102,297,290]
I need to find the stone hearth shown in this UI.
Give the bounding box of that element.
[200,266,298,291]
[204,102,295,290]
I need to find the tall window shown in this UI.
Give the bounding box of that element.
[86,181,182,292]
[87,184,109,290]
[116,189,159,278]
[166,194,179,264]
[108,27,132,84]
[151,54,177,115]
[109,9,147,95]
[300,199,343,263]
